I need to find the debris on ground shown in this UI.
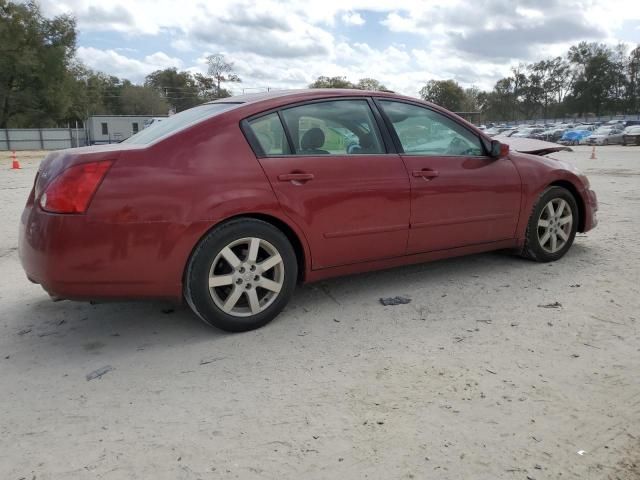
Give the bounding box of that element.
[199,357,226,366]
[537,302,562,309]
[86,365,114,381]
[379,296,411,306]
[17,328,31,335]
[161,307,175,314]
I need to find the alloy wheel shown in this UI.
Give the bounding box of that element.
[537,198,573,254]
[208,237,285,317]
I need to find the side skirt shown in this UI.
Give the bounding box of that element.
[304,239,519,283]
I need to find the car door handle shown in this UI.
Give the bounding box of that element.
[277,173,315,182]
[412,169,439,179]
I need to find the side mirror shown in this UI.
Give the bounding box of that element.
[490,140,509,158]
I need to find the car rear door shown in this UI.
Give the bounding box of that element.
[245,99,410,269]
[375,99,521,254]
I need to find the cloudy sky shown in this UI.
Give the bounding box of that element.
[39,0,640,97]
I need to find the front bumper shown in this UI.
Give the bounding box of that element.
[583,188,598,231]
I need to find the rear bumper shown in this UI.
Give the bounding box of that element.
[19,204,190,302]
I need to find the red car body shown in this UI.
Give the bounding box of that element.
[19,89,598,303]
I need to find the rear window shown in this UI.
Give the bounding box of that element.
[124,103,240,145]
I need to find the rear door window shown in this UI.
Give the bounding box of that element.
[280,100,385,155]
[246,113,291,155]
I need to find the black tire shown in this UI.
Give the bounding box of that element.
[520,186,579,262]
[184,218,298,332]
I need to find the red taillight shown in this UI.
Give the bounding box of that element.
[40,161,113,214]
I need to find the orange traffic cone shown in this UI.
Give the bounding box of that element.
[590,146,596,160]
[10,150,21,169]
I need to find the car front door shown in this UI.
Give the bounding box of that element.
[246,99,410,269]
[376,99,522,254]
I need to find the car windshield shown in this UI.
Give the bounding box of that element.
[124,103,241,145]
[594,127,613,134]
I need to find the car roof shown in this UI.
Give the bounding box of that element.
[207,88,404,107]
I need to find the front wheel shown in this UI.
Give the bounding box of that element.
[521,186,579,262]
[184,218,298,332]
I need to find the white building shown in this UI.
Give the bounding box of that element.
[86,115,167,144]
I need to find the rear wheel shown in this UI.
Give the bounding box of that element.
[521,186,578,262]
[185,218,298,332]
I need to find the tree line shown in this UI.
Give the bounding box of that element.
[310,43,640,122]
[2,1,639,128]
[419,42,639,121]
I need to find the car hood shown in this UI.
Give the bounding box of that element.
[494,135,572,156]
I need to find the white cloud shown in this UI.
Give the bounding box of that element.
[341,11,365,26]
[76,47,183,82]
[38,0,640,97]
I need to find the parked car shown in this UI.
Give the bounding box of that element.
[19,89,598,332]
[559,129,592,145]
[511,128,546,138]
[622,126,640,145]
[586,127,624,145]
[532,128,567,142]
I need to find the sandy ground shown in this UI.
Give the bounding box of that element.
[1,146,639,480]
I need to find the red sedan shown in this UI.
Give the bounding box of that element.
[19,90,598,332]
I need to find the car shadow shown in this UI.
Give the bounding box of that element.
[14,244,595,364]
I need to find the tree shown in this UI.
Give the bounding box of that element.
[628,46,640,113]
[566,42,621,115]
[144,68,200,112]
[193,72,229,101]
[460,87,482,113]
[206,54,241,97]
[355,77,387,91]
[119,83,169,115]
[308,76,355,88]
[0,0,76,127]
[419,79,466,111]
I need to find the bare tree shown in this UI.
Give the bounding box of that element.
[206,54,241,97]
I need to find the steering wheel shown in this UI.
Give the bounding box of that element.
[346,142,361,154]
[447,137,470,155]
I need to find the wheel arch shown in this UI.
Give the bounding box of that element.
[182,212,310,287]
[548,180,586,232]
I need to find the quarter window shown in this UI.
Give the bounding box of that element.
[280,100,385,155]
[247,113,290,155]
[379,101,484,156]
